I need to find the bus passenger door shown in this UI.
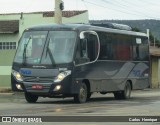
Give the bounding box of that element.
[73,31,100,92]
[74,31,100,65]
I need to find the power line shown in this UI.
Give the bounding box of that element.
[81,0,95,19]
[102,0,160,19]
[82,0,144,17]
[121,0,160,14]
[140,0,160,6]
[82,0,160,20]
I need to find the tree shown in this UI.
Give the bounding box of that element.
[132,27,141,32]
[132,27,160,47]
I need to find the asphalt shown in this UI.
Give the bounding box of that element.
[0,87,159,95]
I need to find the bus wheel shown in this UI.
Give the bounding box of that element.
[74,83,87,103]
[25,92,38,103]
[114,81,131,100]
[100,92,107,95]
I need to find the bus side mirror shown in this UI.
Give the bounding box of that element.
[80,31,85,39]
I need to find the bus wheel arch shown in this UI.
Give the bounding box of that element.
[82,79,92,100]
[114,80,132,100]
[127,80,133,90]
[74,82,87,103]
[74,79,91,103]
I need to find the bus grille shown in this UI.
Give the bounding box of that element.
[23,76,54,83]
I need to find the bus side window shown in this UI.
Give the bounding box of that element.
[75,32,99,65]
[87,34,99,62]
[113,35,132,61]
[133,38,149,61]
[98,33,113,60]
[80,39,88,58]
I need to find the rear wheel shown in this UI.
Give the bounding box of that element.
[100,92,107,95]
[25,92,38,103]
[114,81,131,99]
[74,83,87,103]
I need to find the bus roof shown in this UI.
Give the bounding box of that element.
[25,24,148,37]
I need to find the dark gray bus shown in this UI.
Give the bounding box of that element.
[11,24,150,103]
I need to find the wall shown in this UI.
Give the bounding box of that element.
[158,59,160,88]
[151,57,159,88]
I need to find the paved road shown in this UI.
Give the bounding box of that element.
[0,89,160,125]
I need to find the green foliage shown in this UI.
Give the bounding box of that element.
[132,27,141,32]
[132,27,160,46]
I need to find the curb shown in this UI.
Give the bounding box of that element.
[0,87,12,93]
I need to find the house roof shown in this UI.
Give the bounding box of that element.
[150,46,160,57]
[43,10,88,17]
[0,10,88,18]
[0,20,19,33]
[0,10,87,34]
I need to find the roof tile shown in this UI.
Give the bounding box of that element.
[43,10,87,17]
[0,20,19,33]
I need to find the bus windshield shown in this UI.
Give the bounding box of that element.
[14,31,77,65]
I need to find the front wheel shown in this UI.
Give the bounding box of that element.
[25,92,38,103]
[114,81,131,100]
[74,83,87,103]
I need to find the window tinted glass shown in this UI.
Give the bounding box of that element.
[98,32,149,61]
[75,32,99,65]
[133,38,149,61]
[98,33,133,61]
[14,31,47,64]
[42,31,76,64]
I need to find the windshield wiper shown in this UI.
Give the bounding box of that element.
[45,38,56,66]
[22,36,32,65]
[47,46,56,66]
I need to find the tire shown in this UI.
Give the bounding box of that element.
[100,92,107,95]
[74,83,87,103]
[25,92,38,103]
[114,81,131,100]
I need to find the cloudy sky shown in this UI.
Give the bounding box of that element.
[0,0,160,20]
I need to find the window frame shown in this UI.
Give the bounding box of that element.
[74,31,100,66]
[0,42,16,50]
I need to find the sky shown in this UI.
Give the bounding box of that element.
[0,0,160,20]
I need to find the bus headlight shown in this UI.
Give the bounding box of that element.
[54,85,61,91]
[16,84,23,90]
[54,70,71,82]
[12,70,23,82]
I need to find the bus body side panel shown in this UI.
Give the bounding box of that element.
[73,61,150,92]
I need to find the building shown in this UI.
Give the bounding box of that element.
[0,10,89,88]
[150,46,160,88]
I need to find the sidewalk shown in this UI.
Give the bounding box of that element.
[0,87,12,93]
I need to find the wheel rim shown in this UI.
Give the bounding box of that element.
[80,85,87,101]
[125,83,131,98]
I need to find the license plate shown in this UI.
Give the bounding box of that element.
[32,84,43,89]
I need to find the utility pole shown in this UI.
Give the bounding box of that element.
[147,29,150,46]
[154,36,156,48]
[54,0,64,24]
[147,29,150,40]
